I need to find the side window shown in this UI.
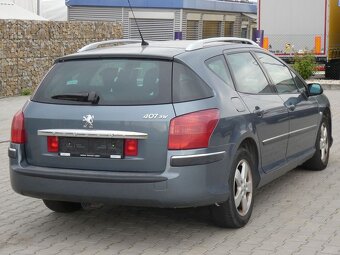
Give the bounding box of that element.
[205,55,233,87]
[291,71,306,92]
[227,52,272,94]
[173,62,214,103]
[255,52,299,94]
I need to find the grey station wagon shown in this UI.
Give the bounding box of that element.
[9,38,332,228]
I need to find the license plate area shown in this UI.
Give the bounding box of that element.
[59,137,124,159]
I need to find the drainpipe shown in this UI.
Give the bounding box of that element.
[37,0,40,15]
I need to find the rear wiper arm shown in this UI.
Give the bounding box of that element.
[51,91,100,104]
[52,93,88,101]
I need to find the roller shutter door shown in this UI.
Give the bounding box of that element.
[68,7,122,22]
[186,20,199,40]
[129,18,174,41]
[203,21,221,39]
[224,21,234,37]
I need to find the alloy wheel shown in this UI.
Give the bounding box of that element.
[233,159,253,216]
[320,123,329,163]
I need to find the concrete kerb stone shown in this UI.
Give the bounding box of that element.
[306,79,340,90]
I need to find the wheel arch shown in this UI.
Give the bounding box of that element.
[237,137,261,188]
[323,107,332,146]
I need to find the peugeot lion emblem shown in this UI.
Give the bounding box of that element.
[83,115,94,128]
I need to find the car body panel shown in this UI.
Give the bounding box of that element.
[237,93,290,173]
[278,93,320,161]
[23,101,175,173]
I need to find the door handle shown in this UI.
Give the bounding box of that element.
[253,106,264,117]
[286,104,296,111]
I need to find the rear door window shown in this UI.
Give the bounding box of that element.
[226,52,272,94]
[33,59,172,105]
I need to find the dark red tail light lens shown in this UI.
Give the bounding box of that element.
[47,136,59,153]
[11,110,25,144]
[124,139,138,156]
[168,109,220,150]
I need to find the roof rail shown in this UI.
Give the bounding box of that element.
[78,39,142,52]
[185,37,259,51]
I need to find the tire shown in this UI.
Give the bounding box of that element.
[43,200,82,213]
[211,147,255,228]
[303,116,330,171]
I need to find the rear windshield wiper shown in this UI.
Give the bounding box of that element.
[51,91,100,104]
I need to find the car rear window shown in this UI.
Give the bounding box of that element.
[33,59,172,105]
[172,62,214,103]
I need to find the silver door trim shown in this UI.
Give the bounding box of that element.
[170,151,226,167]
[38,129,148,139]
[262,133,289,145]
[171,151,225,160]
[262,125,317,145]
[289,125,317,137]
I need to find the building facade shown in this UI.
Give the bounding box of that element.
[66,0,257,40]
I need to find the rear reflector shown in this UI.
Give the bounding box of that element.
[11,110,25,144]
[124,139,138,156]
[168,109,219,150]
[47,136,59,153]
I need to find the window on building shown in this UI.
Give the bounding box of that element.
[224,21,234,37]
[241,27,248,38]
[186,20,199,40]
[203,21,222,39]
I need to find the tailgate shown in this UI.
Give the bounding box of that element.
[24,101,175,173]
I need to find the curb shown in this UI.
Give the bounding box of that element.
[321,84,340,90]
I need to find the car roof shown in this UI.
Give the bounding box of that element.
[56,39,260,62]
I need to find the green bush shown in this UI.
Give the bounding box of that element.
[292,54,316,80]
[21,88,32,96]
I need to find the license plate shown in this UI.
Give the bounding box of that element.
[59,137,124,159]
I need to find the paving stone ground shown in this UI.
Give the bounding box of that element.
[0,92,339,255]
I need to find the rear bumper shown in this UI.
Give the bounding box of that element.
[9,145,232,208]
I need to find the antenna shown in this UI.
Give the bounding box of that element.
[127,0,149,46]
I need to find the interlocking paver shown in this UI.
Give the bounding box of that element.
[1,91,340,255]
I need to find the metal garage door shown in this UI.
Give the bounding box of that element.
[68,7,122,22]
[186,20,199,40]
[129,18,174,41]
[203,21,222,39]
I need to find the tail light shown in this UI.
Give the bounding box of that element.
[125,139,138,156]
[47,136,59,153]
[11,110,25,144]
[168,109,219,150]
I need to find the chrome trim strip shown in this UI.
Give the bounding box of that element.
[38,129,148,140]
[262,125,318,145]
[262,133,289,145]
[171,151,225,160]
[170,151,225,167]
[289,125,317,136]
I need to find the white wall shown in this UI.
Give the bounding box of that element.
[13,0,37,13]
[260,0,326,53]
[12,0,67,21]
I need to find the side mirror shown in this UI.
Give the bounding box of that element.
[307,83,323,96]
